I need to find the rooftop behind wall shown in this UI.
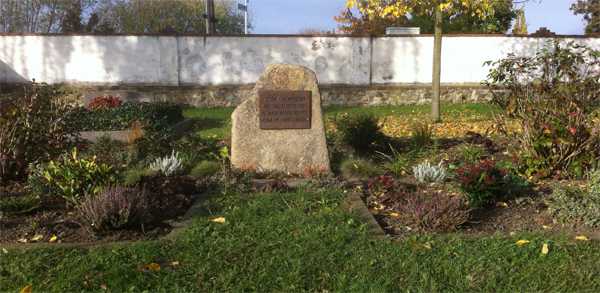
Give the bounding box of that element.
[2,30,598,88]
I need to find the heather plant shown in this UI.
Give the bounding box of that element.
[384,188,472,232]
[0,82,78,181]
[77,185,148,231]
[86,95,122,111]
[149,150,184,176]
[411,123,433,149]
[332,112,385,153]
[452,159,506,206]
[44,148,119,204]
[546,169,600,228]
[413,160,447,183]
[485,40,600,179]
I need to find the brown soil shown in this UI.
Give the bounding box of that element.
[364,137,600,239]
[0,180,198,244]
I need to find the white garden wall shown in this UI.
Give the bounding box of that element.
[2,33,598,87]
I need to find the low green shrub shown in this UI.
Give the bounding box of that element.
[82,134,136,170]
[546,170,600,227]
[77,185,148,230]
[340,158,383,179]
[123,167,155,185]
[333,112,385,153]
[68,101,184,131]
[133,119,183,161]
[44,148,119,204]
[190,160,221,179]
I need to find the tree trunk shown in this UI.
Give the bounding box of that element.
[431,6,442,123]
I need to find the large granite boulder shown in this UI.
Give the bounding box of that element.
[231,64,330,174]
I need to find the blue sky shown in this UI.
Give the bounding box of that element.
[244,0,586,35]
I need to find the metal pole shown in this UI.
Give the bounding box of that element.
[245,0,248,34]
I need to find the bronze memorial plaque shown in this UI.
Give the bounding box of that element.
[259,90,311,129]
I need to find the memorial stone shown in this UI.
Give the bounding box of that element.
[231,64,330,174]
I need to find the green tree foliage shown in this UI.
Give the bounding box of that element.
[335,1,517,35]
[107,0,248,34]
[571,0,600,35]
[0,0,249,34]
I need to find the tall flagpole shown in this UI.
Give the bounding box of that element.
[245,0,248,34]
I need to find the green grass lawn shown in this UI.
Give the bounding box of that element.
[184,103,501,140]
[2,188,599,292]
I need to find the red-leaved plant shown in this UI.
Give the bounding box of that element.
[452,159,506,206]
[87,95,122,111]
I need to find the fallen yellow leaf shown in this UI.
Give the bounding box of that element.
[31,235,43,241]
[17,238,27,243]
[509,232,515,236]
[411,241,419,250]
[542,243,549,255]
[575,236,589,241]
[20,285,31,293]
[147,262,161,271]
[211,217,226,223]
[49,236,57,243]
[172,261,180,266]
[100,284,108,291]
[542,225,552,230]
[390,213,398,217]
[515,240,530,245]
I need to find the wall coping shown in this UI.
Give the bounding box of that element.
[1,33,598,38]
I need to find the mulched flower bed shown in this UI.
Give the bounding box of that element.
[0,180,199,244]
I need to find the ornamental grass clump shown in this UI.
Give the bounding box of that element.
[77,186,148,231]
[413,160,446,183]
[452,159,506,207]
[386,188,471,232]
[149,150,184,176]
